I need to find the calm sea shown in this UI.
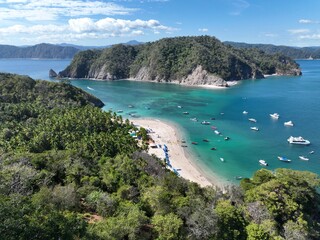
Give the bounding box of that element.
[1,58,319,184]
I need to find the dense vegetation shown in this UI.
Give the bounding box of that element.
[59,36,301,83]
[1,73,320,239]
[225,41,320,59]
[0,43,79,59]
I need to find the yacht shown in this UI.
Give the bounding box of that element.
[299,156,309,161]
[259,159,268,166]
[278,156,291,162]
[201,121,211,125]
[270,113,280,119]
[284,121,294,127]
[248,118,257,123]
[287,136,310,145]
[250,126,259,131]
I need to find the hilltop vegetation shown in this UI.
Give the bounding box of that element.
[1,73,320,239]
[59,36,301,86]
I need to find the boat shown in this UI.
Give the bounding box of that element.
[210,117,216,120]
[203,139,209,142]
[235,176,243,180]
[243,111,248,114]
[87,86,94,90]
[259,159,268,166]
[284,121,294,127]
[224,136,230,141]
[278,156,291,162]
[191,142,198,145]
[117,110,123,113]
[183,112,189,115]
[309,150,315,154]
[270,113,280,119]
[211,126,217,130]
[220,157,225,162]
[128,105,134,108]
[201,121,211,125]
[299,155,309,161]
[287,136,311,145]
[177,105,182,108]
[250,127,259,131]
[190,118,198,122]
[214,130,220,135]
[248,118,257,123]
[210,147,216,150]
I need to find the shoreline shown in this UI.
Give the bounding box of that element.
[130,117,229,188]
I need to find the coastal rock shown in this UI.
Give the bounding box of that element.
[49,69,58,78]
[180,65,228,87]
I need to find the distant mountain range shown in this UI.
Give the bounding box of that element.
[225,41,320,59]
[1,39,319,60]
[0,41,143,59]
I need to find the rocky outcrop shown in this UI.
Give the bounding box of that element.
[49,69,58,78]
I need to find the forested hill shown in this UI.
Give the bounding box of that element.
[225,41,320,59]
[58,36,302,87]
[0,43,79,59]
[1,73,320,239]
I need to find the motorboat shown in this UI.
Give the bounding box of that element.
[183,112,189,115]
[250,127,259,131]
[191,142,198,145]
[220,157,225,162]
[284,121,294,127]
[235,176,243,180]
[270,113,280,119]
[203,139,209,142]
[287,136,310,145]
[210,147,216,150]
[224,136,230,141]
[248,118,257,123]
[211,126,217,130]
[299,155,309,161]
[177,105,182,108]
[278,156,291,162]
[259,159,268,166]
[243,111,248,114]
[190,117,198,122]
[201,121,211,125]
[214,130,220,135]
[117,110,123,113]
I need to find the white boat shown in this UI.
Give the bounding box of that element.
[270,113,280,119]
[201,121,211,125]
[250,126,259,131]
[259,159,268,166]
[284,121,294,127]
[117,110,123,113]
[220,157,225,162]
[214,130,221,135]
[287,136,310,145]
[299,156,309,161]
[177,105,182,108]
[190,117,198,122]
[278,156,291,162]
[248,118,257,123]
[243,111,248,114]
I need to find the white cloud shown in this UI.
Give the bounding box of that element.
[299,34,320,40]
[288,29,310,34]
[0,17,175,43]
[0,0,137,21]
[198,28,208,32]
[229,0,250,16]
[299,19,319,24]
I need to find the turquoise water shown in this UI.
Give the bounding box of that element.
[1,59,319,184]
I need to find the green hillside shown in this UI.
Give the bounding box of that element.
[0,73,319,239]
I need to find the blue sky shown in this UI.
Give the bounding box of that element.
[0,0,320,46]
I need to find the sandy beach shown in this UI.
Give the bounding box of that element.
[130,118,226,188]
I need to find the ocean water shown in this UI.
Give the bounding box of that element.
[1,58,319,184]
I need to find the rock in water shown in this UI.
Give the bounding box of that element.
[49,69,58,78]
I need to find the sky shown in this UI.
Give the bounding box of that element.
[1,0,320,47]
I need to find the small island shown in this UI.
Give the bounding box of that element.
[58,36,302,87]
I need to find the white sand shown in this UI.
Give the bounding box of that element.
[131,118,227,188]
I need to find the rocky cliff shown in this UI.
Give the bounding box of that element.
[58,36,302,86]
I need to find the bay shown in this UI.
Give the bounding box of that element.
[0,58,319,184]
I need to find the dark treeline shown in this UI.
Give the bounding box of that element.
[0,73,319,239]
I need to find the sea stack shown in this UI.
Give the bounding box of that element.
[49,69,58,78]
